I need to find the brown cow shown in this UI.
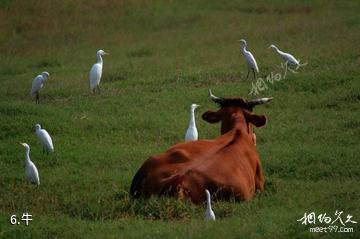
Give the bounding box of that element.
[130,91,272,204]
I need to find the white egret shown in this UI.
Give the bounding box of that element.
[204,189,216,221]
[89,49,109,93]
[35,124,54,154]
[269,44,307,72]
[239,39,259,80]
[20,143,40,185]
[31,72,50,104]
[185,104,200,141]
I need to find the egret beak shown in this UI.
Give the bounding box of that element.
[19,142,26,147]
[104,52,110,55]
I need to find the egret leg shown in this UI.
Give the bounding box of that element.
[42,147,45,154]
[36,92,40,104]
[53,153,59,165]
[97,85,101,94]
[282,61,289,78]
[253,69,256,80]
[285,61,297,74]
[299,62,308,67]
[288,68,298,74]
[246,69,250,80]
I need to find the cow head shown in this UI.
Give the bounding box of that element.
[202,90,272,135]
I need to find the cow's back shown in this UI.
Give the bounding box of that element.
[130,128,263,203]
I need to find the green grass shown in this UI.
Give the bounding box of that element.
[0,0,359,238]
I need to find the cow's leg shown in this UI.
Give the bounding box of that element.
[176,170,204,204]
[130,167,147,198]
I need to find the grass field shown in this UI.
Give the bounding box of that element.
[0,0,359,238]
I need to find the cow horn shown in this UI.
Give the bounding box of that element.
[247,97,273,106]
[208,89,225,104]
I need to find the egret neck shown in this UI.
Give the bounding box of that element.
[206,191,212,212]
[240,44,247,55]
[206,196,212,211]
[96,52,104,65]
[189,106,197,129]
[24,147,31,165]
[272,46,283,55]
[240,41,248,55]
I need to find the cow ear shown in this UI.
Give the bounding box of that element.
[202,110,221,123]
[245,111,267,127]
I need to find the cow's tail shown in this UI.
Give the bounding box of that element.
[130,167,147,198]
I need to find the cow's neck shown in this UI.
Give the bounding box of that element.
[220,118,235,134]
[220,110,252,138]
